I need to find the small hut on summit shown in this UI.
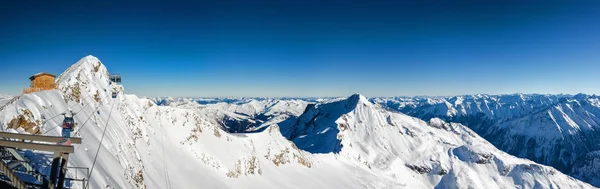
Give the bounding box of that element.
[23,72,58,94]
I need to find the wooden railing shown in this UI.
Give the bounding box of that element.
[22,84,59,94]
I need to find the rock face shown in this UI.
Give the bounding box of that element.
[373,94,600,186]
[0,56,595,188]
[571,151,600,187]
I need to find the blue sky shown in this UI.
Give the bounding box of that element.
[1,0,599,97]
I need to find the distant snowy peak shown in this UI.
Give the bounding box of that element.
[148,96,336,108]
[311,93,371,110]
[281,94,364,153]
[149,95,312,134]
[348,93,371,105]
[373,93,596,121]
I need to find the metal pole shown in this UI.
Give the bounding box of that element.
[85,167,89,189]
[57,154,68,189]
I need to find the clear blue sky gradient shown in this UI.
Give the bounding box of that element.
[1,0,599,97]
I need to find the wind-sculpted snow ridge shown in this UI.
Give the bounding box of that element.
[373,94,600,187]
[0,56,595,188]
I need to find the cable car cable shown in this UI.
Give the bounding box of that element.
[85,101,116,189]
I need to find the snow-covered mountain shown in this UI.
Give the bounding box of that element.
[151,96,311,133]
[158,93,596,188]
[0,56,595,188]
[148,97,328,107]
[571,150,600,187]
[372,94,600,186]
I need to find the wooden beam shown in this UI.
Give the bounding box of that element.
[0,140,73,153]
[0,132,81,144]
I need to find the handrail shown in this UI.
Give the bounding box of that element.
[0,140,74,153]
[22,84,59,94]
[0,132,81,144]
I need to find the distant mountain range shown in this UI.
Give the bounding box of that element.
[154,93,600,187]
[371,94,600,186]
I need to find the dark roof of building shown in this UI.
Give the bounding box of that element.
[29,72,56,80]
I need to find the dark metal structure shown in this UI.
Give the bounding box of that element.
[0,132,87,189]
[109,75,121,83]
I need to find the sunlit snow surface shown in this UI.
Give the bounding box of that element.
[0,56,595,188]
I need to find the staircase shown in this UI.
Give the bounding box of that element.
[6,148,44,184]
[0,150,27,189]
[0,147,48,189]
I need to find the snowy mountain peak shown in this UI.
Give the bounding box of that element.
[79,55,101,64]
[58,55,109,83]
[56,55,119,104]
[346,93,371,106]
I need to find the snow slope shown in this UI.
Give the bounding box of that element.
[0,56,595,188]
[194,98,309,133]
[153,97,310,133]
[373,94,600,186]
[0,94,11,105]
[281,93,593,188]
